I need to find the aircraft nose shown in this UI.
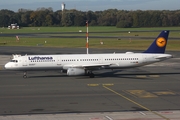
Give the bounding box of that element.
[4,63,11,69]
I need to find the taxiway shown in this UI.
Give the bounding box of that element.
[0,47,180,120]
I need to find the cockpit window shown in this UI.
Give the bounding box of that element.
[10,60,18,63]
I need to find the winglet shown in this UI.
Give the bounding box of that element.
[143,31,169,53]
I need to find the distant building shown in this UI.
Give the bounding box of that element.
[8,23,19,29]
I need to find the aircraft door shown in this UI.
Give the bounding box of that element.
[99,57,103,64]
[22,56,28,67]
[142,55,148,64]
[57,57,61,65]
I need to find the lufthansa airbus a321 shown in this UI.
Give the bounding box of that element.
[4,31,172,78]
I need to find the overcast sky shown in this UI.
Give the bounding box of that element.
[0,0,180,12]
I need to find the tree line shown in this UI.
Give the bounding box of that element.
[0,8,180,28]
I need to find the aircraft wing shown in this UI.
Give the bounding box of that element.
[82,63,111,68]
[63,63,111,70]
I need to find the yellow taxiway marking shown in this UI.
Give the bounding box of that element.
[153,91,176,96]
[102,83,114,86]
[87,84,99,87]
[136,75,147,78]
[87,83,114,87]
[103,86,169,120]
[149,75,160,78]
[126,90,158,98]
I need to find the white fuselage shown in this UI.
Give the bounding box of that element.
[4,53,172,71]
[4,30,171,78]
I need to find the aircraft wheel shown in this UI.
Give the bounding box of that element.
[23,71,27,78]
[23,75,27,78]
[89,73,95,78]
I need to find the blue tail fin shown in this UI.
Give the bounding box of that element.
[143,30,169,53]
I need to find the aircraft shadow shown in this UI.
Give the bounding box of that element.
[96,72,180,78]
[25,70,180,79]
[28,74,66,78]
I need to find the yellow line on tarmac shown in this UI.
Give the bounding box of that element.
[136,75,147,78]
[149,75,160,78]
[153,91,176,96]
[103,85,170,120]
[126,90,158,98]
[102,83,114,86]
[87,84,99,87]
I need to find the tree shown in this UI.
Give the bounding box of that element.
[1,9,180,27]
[116,20,131,28]
[62,12,75,26]
[21,12,31,26]
[74,13,85,26]
[89,20,97,26]
[0,14,10,27]
[132,12,139,27]
[0,9,14,27]
[45,14,53,26]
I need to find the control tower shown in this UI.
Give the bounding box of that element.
[61,2,66,26]
[61,2,65,11]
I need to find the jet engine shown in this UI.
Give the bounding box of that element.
[67,68,85,76]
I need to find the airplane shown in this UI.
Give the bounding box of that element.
[4,30,172,78]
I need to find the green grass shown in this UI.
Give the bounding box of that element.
[0,37,179,51]
[1,26,180,33]
[0,27,180,51]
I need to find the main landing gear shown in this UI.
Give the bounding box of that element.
[23,71,27,78]
[86,70,95,78]
[89,73,94,78]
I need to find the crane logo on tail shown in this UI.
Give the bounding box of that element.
[156,37,166,47]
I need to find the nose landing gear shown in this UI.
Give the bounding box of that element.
[23,71,27,78]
